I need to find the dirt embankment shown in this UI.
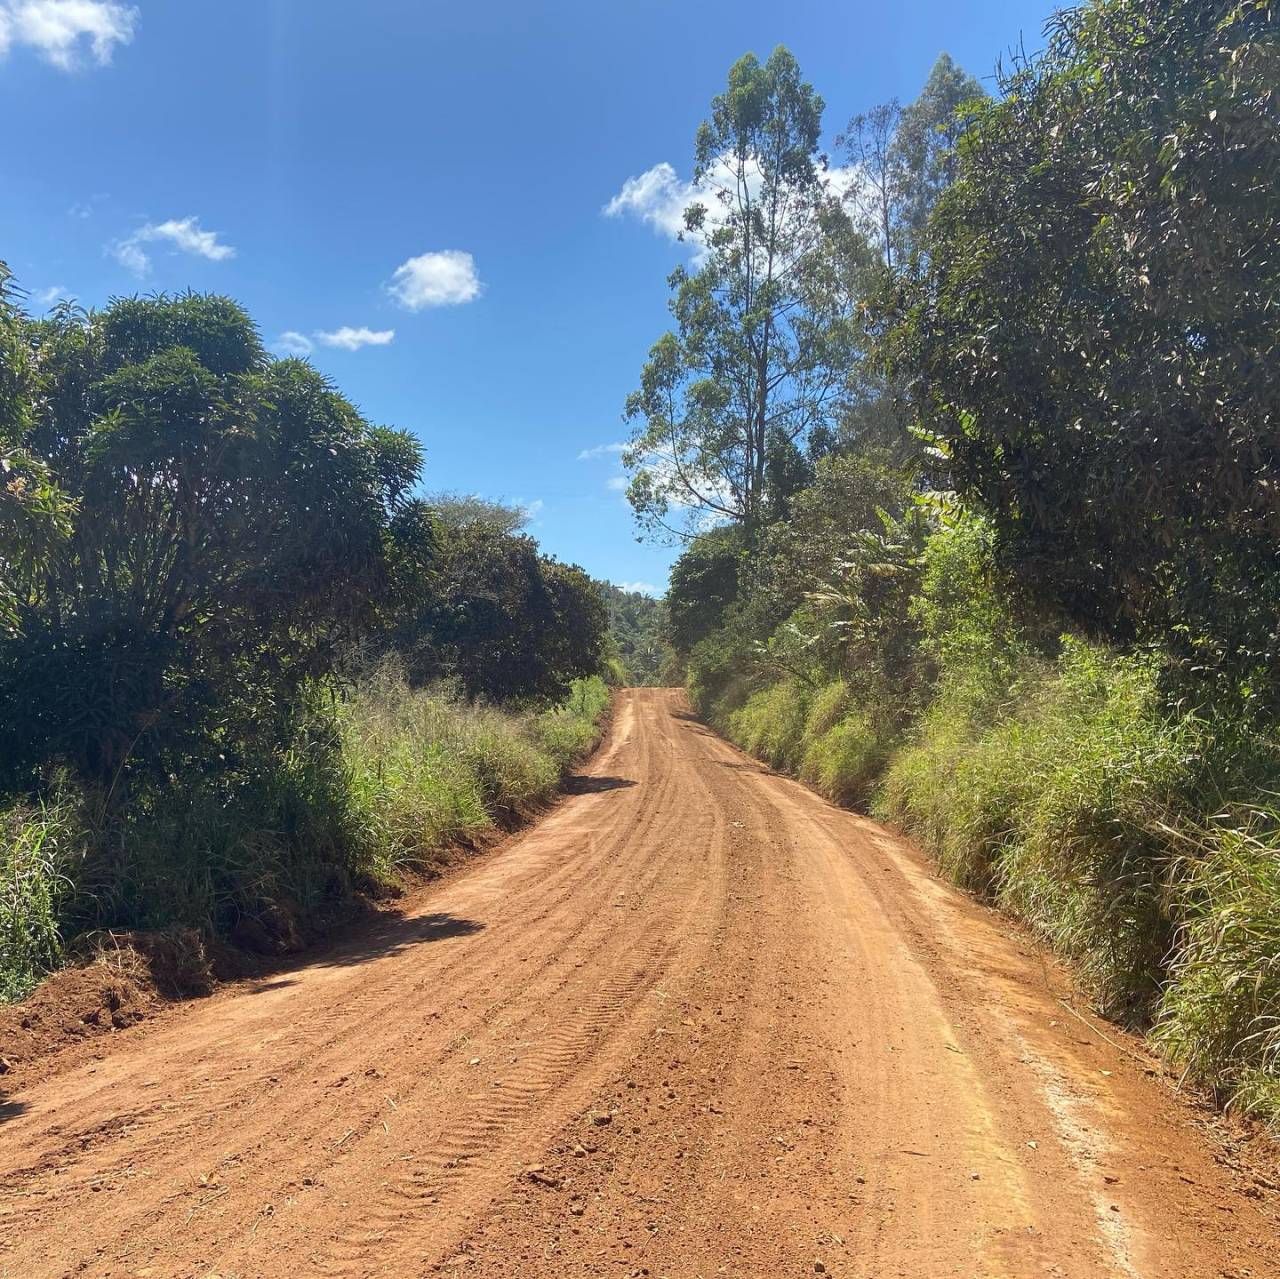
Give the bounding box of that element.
[0,689,1275,1278]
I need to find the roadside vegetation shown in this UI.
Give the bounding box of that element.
[602,583,674,686]
[625,1,1280,1124]
[0,281,613,1002]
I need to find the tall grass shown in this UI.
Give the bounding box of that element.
[341,669,608,880]
[0,671,610,1000]
[727,680,812,773]
[1155,811,1280,1119]
[882,642,1194,1020]
[708,640,1280,1126]
[0,788,85,1000]
[720,677,893,808]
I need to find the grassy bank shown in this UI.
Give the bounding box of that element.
[702,648,1280,1127]
[0,672,610,1002]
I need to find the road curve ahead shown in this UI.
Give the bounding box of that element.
[0,689,1275,1278]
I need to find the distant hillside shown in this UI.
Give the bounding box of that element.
[602,584,672,686]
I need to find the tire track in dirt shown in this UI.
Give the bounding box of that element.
[0,690,1275,1279]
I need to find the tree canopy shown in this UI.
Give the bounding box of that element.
[1,292,429,786]
[377,496,609,703]
[887,0,1280,704]
[624,48,873,540]
[0,288,610,793]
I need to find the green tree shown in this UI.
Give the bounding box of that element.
[624,47,871,540]
[0,264,73,635]
[893,54,987,257]
[837,55,984,271]
[385,497,607,702]
[666,525,747,656]
[1,293,425,787]
[602,584,671,686]
[835,56,984,459]
[753,452,912,625]
[888,0,1280,704]
[838,100,907,269]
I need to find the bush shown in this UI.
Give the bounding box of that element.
[531,675,611,765]
[801,711,887,807]
[338,670,607,882]
[0,671,610,999]
[728,681,811,772]
[686,622,756,720]
[700,593,1280,1122]
[1155,811,1280,1121]
[0,790,86,1000]
[883,641,1192,1018]
[802,680,852,740]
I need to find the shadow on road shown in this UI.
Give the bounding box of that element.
[314,911,486,971]
[715,759,774,775]
[243,978,300,995]
[0,1098,30,1126]
[564,774,637,795]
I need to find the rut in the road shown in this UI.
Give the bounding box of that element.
[0,690,1275,1279]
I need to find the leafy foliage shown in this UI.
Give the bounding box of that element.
[837,54,986,269]
[0,282,612,1001]
[380,496,608,703]
[661,17,1280,1124]
[0,263,74,635]
[624,48,873,538]
[602,584,672,686]
[3,293,428,788]
[666,524,747,658]
[888,0,1280,705]
[0,674,609,996]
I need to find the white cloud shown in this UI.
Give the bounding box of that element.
[111,239,149,274]
[605,475,629,492]
[577,441,627,461]
[1,1,137,70]
[111,216,236,275]
[274,331,314,357]
[605,157,860,262]
[314,326,395,352]
[617,581,659,597]
[388,250,481,310]
[604,162,698,241]
[143,217,235,260]
[68,195,105,218]
[33,283,71,306]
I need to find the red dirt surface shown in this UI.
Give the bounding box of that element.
[1,689,1276,1278]
[0,952,158,1073]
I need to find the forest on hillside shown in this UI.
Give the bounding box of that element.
[621,0,1280,1123]
[603,584,672,686]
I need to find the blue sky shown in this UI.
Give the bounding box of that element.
[0,0,1061,594]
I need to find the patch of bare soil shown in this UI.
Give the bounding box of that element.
[0,945,161,1080]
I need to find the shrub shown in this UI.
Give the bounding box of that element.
[801,711,887,807]
[803,679,852,740]
[531,676,611,766]
[1155,811,1280,1123]
[728,681,811,772]
[686,622,756,720]
[0,789,86,1000]
[1,671,610,999]
[882,640,1194,1019]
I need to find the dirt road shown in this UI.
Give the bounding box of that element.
[1,689,1275,1278]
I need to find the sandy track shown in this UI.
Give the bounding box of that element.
[0,689,1275,1278]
